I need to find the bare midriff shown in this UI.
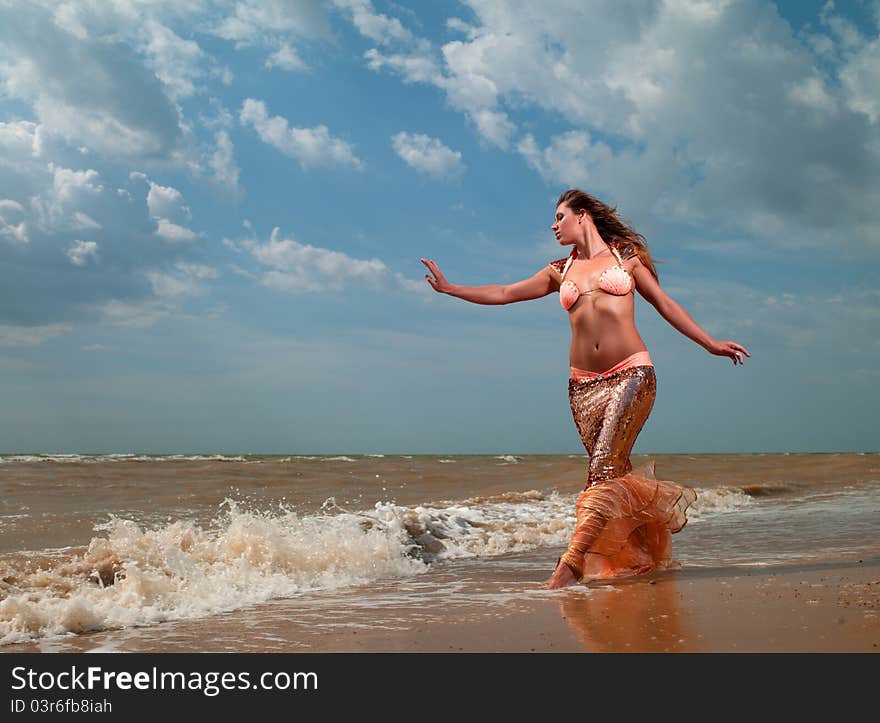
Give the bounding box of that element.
[566,292,649,373]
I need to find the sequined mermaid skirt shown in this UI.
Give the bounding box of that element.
[560,366,697,581]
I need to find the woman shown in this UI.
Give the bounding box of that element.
[421,189,750,590]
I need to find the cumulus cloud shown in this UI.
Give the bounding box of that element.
[209,0,332,70]
[0,141,213,330]
[141,19,207,99]
[517,132,614,190]
[391,132,465,179]
[0,199,28,243]
[213,0,330,43]
[341,0,880,250]
[146,181,191,223]
[840,36,880,123]
[0,4,183,159]
[0,120,41,164]
[155,218,198,243]
[66,239,98,266]
[265,43,307,71]
[239,98,364,170]
[46,2,232,98]
[128,172,200,242]
[364,47,442,84]
[332,0,415,46]
[29,163,104,233]
[247,227,423,294]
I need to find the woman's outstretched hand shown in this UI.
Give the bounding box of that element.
[421,258,450,294]
[708,340,751,366]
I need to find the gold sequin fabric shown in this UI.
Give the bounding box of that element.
[568,366,657,484]
[560,366,697,581]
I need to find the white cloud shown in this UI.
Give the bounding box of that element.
[424,0,880,249]
[391,132,465,179]
[146,181,191,223]
[517,131,614,190]
[840,37,880,123]
[130,173,200,241]
[336,0,880,248]
[239,98,364,170]
[213,0,330,44]
[0,199,28,243]
[820,1,865,52]
[0,120,41,163]
[248,227,422,294]
[364,48,442,84]
[332,0,415,46]
[468,109,515,149]
[200,98,236,130]
[0,4,183,159]
[50,163,103,205]
[66,239,98,266]
[29,162,104,232]
[250,227,389,292]
[71,211,101,230]
[209,130,241,194]
[265,43,307,71]
[788,76,838,115]
[155,218,198,243]
[142,19,206,99]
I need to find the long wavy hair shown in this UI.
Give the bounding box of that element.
[557,189,660,281]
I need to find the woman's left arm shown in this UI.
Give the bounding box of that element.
[630,259,751,366]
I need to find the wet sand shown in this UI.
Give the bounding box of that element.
[6,556,878,654]
[290,561,880,653]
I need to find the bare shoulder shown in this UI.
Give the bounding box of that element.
[611,239,639,263]
[546,256,567,290]
[612,241,649,278]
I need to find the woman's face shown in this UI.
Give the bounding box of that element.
[551,204,582,245]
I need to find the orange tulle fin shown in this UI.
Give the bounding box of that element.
[562,461,697,582]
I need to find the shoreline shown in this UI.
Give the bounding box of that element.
[4,557,878,654]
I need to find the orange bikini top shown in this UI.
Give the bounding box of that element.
[548,243,636,311]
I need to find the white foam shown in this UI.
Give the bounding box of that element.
[0,454,251,464]
[0,491,579,646]
[686,486,755,520]
[381,493,574,560]
[321,456,357,462]
[496,455,523,463]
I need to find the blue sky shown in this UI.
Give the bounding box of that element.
[0,0,878,454]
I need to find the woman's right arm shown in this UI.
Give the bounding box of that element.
[421,258,557,305]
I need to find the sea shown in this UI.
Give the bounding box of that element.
[0,452,877,651]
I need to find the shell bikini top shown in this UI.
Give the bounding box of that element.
[549,243,636,311]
